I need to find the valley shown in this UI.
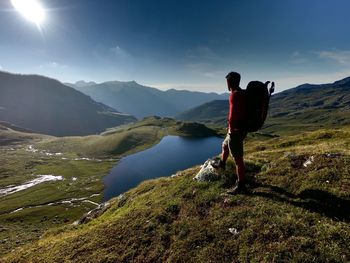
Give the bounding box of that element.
[2,124,349,262]
[0,72,349,261]
[0,117,218,255]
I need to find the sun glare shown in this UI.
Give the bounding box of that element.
[11,0,45,26]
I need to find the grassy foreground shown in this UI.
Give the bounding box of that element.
[3,126,349,262]
[0,117,217,256]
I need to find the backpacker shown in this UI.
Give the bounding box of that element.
[245,81,273,132]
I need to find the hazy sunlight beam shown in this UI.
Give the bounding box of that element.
[11,0,45,27]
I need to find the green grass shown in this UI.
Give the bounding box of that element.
[36,116,218,158]
[3,126,349,262]
[0,148,115,256]
[0,117,218,256]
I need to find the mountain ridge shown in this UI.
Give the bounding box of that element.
[0,71,136,136]
[68,80,228,118]
[176,76,350,133]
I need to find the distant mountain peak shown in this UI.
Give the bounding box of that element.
[74,80,97,87]
[71,80,228,118]
[103,80,139,86]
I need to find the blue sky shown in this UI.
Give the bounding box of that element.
[1,0,350,92]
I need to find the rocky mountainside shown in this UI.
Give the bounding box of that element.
[0,72,136,136]
[68,80,228,118]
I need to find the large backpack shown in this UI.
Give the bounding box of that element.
[245,81,272,132]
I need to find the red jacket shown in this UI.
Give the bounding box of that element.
[228,88,247,133]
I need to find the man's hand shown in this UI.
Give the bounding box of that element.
[265,81,275,96]
[269,82,275,95]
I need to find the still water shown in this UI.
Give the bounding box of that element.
[103,135,222,201]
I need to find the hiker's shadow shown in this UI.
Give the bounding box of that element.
[249,182,350,222]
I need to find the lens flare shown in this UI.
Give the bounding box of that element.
[11,0,45,26]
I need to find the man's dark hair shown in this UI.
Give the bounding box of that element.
[226,72,241,89]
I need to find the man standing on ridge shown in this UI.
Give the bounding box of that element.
[213,72,248,194]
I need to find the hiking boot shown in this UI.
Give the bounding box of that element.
[226,181,247,195]
[212,159,226,170]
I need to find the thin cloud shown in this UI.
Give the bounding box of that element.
[290,51,308,64]
[111,45,122,54]
[316,50,350,65]
[186,46,221,61]
[38,62,68,69]
[110,45,129,58]
[200,70,227,79]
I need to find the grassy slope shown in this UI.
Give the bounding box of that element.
[175,99,228,126]
[4,126,349,262]
[36,116,217,158]
[265,79,350,133]
[0,117,217,256]
[175,78,350,136]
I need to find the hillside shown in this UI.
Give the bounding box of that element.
[68,80,227,118]
[0,72,136,136]
[266,76,350,133]
[176,77,350,134]
[176,99,228,125]
[3,126,350,262]
[0,117,218,255]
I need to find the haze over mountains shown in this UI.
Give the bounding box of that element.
[68,80,228,119]
[0,72,136,136]
[1,70,349,137]
[176,76,350,132]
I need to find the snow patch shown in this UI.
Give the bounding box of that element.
[83,200,99,206]
[0,175,64,197]
[26,145,65,158]
[8,196,100,214]
[10,208,23,214]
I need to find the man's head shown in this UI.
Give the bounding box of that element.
[226,71,241,91]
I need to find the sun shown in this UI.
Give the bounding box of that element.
[11,0,45,26]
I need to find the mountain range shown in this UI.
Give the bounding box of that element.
[1,74,350,261]
[67,80,228,119]
[1,71,349,137]
[0,72,136,136]
[176,76,350,133]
